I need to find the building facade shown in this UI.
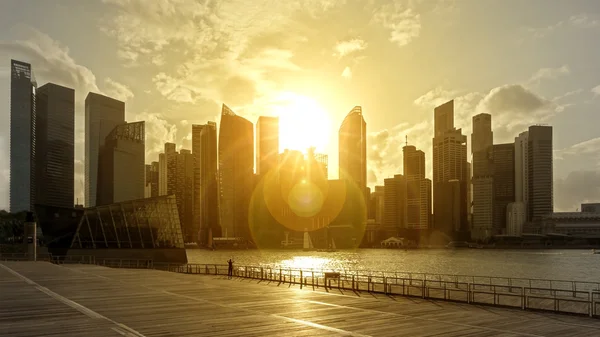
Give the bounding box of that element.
[34,83,75,209]
[218,104,254,239]
[493,143,515,234]
[144,161,159,198]
[9,60,37,212]
[403,145,431,230]
[527,125,553,221]
[176,149,194,242]
[432,100,469,237]
[96,121,145,205]
[85,93,125,207]
[158,142,177,196]
[256,116,279,176]
[339,106,367,194]
[383,174,406,237]
[192,122,220,245]
[471,113,494,240]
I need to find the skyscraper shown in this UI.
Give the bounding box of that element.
[9,60,37,212]
[219,104,254,239]
[35,83,75,209]
[508,131,530,235]
[158,142,177,196]
[471,113,494,240]
[144,161,159,198]
[85,93,125,207]
[256,116,279,176]
[176,149,194,242]
[96,121,145,205]
[339,106,367,193]
[527,125,553,221]
[383,174,406,238]
[432,100,469,237]
[493,143,515,233]
[192,122,219,244]
[403,144,431,230]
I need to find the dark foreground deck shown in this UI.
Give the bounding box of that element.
[2,261,600,337]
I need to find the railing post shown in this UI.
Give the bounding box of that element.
[279,269,282,283]
[300,270,303,289]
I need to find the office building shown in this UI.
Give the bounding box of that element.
[192,122,219,245]
[158,142,177,196]
[256,116,279,176]
[403,144,431,230]
[372,186,385,225]
[582,203,600,213]
[144,161,159,198]
[383,174,406,237]
[471,113,494,240]
[339,106,367,193]
[96,121,145,205]
[85,93,125,207]
[34,83,75,209]
[9,60,37,212]
[176,149,194,242]
[307,147,328,180]
[527,125,553,221]
[219,104,254,239]
[432,100,469,237]
[493,143,515,234]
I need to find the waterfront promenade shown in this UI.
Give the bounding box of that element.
[2,261,600,336]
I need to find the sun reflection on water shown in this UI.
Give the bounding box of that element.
[278,256,331,270]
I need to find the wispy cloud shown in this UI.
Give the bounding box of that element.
[526,13,600,39]
[104,77,134,102]
[341,66,352,79]
[333,39,367,58]
[528,65,570,84]
[372,2,421,47]
[592,85,600,96]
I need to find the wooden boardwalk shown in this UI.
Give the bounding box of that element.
[2,262,600,337]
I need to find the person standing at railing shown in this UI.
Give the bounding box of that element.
[227,259,234,279]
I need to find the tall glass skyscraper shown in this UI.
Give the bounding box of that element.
[9,60,37,213]
[256,116,279,176]
[85,93,125,207]
[218,104,254,239]
[338,106,367,192]
[35,83,75,209]
[192,122,219,244]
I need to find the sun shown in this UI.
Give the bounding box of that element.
[273,92,332,153]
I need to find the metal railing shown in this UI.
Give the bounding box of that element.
[2,253,599,318]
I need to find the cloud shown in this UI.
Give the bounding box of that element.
[555,137,600,166]
[333,39,367,58]
[104,77,134,102]
[592,85,600,96]
[134,111,178,162]
[569,14,600,28]
[555,171,600,212]
[528,65,570,84]
[373,2,421,47]
[341,66,352,79]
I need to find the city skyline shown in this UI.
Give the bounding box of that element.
[1,1,600,212]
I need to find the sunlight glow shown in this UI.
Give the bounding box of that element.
[273,92,332,153]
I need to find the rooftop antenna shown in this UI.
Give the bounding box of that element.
[405,135,408,147]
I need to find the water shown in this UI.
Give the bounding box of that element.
[187,249,600,282]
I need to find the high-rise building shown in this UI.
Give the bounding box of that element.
[471,113,494,240]
[176,149,194,242]
[339,106,367,193]
[96,121,145,205]
[307,147,328,179]
[493,143,515,234]
[158,142,177,196]
[509,130,530,235]
[34,83,75,209]
[372,186,385,225]
[403,144,431,230]
[219,104,254,239]
[527,125,553,221]
[432,100,469,237]
[256,116,279,176]
[192,122,219,244]
[85,93,125,207]
[9,60,37,212]
[144,161,159,198]
[383,174,406,237]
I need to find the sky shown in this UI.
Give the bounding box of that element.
[1,0,600,212]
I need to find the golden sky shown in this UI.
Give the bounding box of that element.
[1,0,600,211]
